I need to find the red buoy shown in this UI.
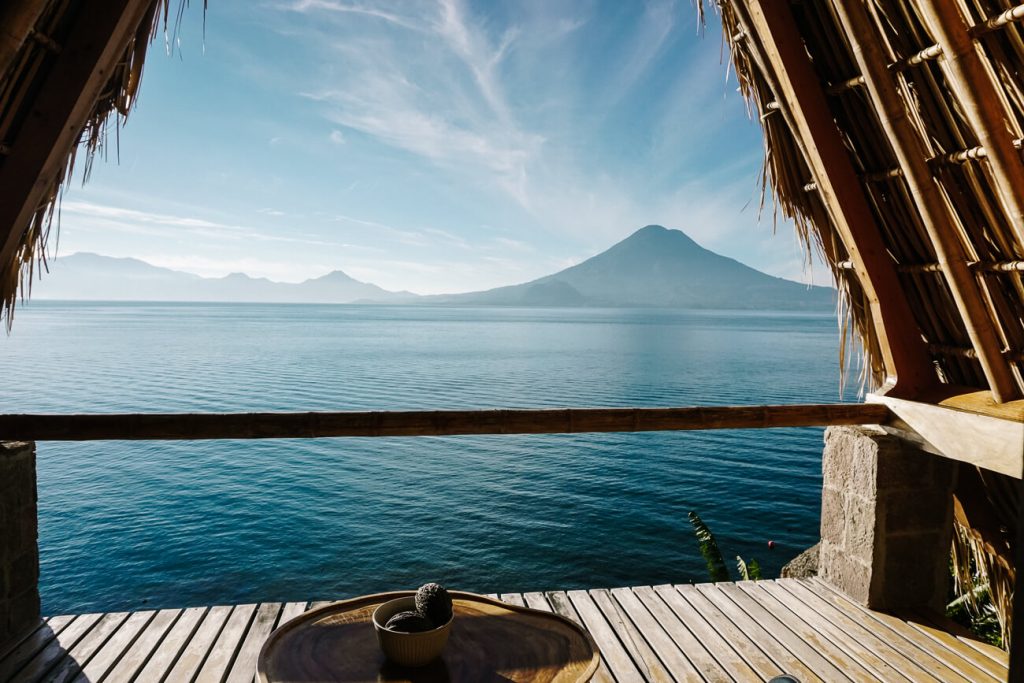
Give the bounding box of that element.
[767,540,776,549]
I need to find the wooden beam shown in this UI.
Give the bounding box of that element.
[919,0,1024,246]
[0,0,152,274]
[868,392,1024,478]
[0,404,891,442]
[742,1,939,398]
[832,0,1021,403]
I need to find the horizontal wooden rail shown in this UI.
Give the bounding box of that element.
[0,404,891,441]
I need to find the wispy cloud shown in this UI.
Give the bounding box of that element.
[61,201,340,249]
[52,1,812,292]
[285,0,422,31]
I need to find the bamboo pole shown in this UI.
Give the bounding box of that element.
[928,344,1024,363]
[739,0,940,399]
[0,404,892,441]
[838,261,1024,274]
[918,0,1024,247]
[832,0,1021,403]
[976,3,1024,33]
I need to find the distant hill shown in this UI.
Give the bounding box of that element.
[423,225,833,310]
[34,253,417,303]
[35,227,833,310]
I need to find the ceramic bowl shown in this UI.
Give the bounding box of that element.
[372,596,453,667]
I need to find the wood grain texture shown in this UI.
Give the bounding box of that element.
[9,580,1007,682]
[6,615,101,683]
[165,605,233,681]
[810,578,1003,682]
[0,403,890,441]
[226,602,282,683]
[195,603,257,682]
[666,585,779,681]
[44,612,129,683]
[779,580,947,683]
[868,392,1024,477]
[71,609,154,682]
[647,585,760,682]
[102,608,181,681]
[257,591,598,683]
[535,592,615,683]
[587,589,672,683]
[693,583,824,683]
[565,590,646,683]
[133,606,207,681]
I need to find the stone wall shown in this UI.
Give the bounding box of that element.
[819,426,954,610]
[1,441,39,647]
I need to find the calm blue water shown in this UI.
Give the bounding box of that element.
[0,302,850,615]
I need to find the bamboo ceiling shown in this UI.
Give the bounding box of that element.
[3,0,1024,404]
[713,0,1024,402]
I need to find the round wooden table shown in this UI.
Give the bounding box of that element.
[257,591,599,683]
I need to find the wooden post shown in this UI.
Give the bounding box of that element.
[831,0,1021,403]
[741,1,939,399]
[918,0,1024,246]
[0,0,152,285]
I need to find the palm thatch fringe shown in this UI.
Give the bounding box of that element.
[952,515,1015,646]
[0,0,199,329]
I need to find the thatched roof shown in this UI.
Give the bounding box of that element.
[0,0,170,328]
[709,0,1024,403]
[3,0,1023,408]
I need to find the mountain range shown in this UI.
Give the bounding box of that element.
[34,225,834,310]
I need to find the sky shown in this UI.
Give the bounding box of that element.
[54,0,829,295]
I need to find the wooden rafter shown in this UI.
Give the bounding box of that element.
[740,0,939,399]
[918,0,1024,247]
[0,0,153,277]
[831,0,1021,403]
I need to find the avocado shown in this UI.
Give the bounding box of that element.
[415,583,453,625]
[385,610,434,633]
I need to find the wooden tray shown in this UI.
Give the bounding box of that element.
[257,591,600,683]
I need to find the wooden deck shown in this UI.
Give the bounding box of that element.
[0,577,1008,682]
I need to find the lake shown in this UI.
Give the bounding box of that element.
[0,302,851,614]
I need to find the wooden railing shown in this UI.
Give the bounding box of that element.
[0,403,891,441]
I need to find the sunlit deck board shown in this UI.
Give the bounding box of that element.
[0,578,1008,682]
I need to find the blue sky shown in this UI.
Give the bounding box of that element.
[56,0,825,294]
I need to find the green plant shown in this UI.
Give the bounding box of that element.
[688,510,761,583]
[948,531,1005,649]
[737,556,762,581]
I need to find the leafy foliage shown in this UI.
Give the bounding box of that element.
[688,511,731,583]
[737,556,762,581]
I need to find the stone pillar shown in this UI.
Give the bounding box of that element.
[819,426,954,610]
[1,441,40,647]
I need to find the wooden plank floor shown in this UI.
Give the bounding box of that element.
[0,577,1008,682]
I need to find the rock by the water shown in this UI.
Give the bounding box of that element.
[780,543,819,579]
